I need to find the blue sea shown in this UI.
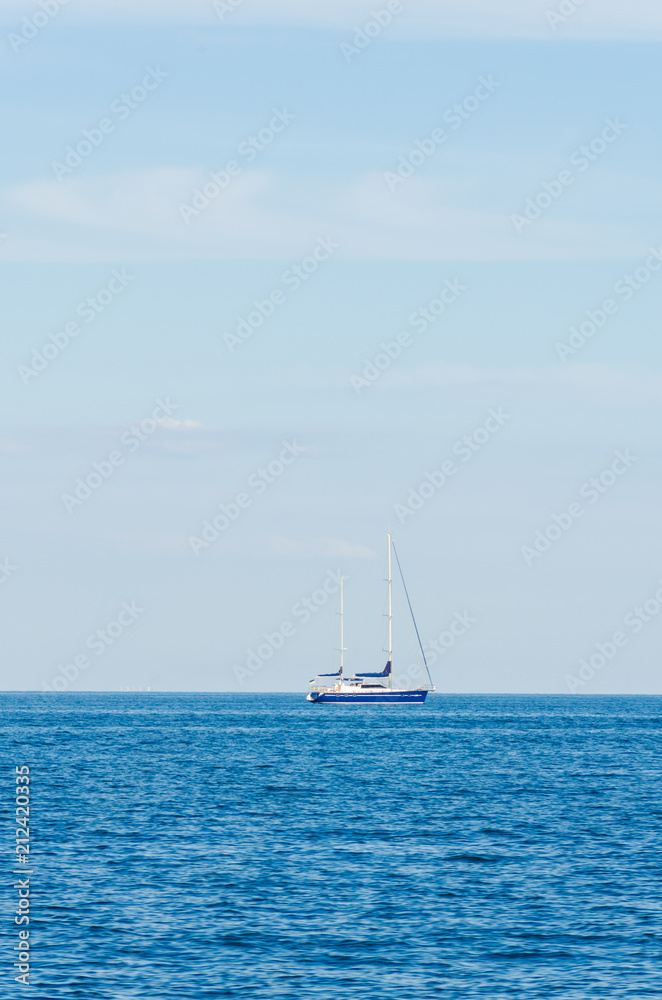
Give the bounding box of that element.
[3,693,662,998]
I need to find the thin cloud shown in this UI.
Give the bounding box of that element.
[115,532,191,554]
[268,536,376,559]
[155,418,204,429]
[0,1,660,40]
[1,170,645,263]
[385,362,662,400]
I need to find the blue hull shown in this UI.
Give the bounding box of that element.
[309,690,428,704]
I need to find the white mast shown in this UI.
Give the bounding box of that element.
[387,532,393,687]
[339,576,346,684]
[339,575,345,677]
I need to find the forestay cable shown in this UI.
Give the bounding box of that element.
[392,541,435,689]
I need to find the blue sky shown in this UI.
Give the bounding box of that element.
[2,0,662,693]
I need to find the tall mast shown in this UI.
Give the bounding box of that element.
[339,575,345,677]
[387,532,393,687]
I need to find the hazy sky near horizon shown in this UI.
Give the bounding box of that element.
[2,0,662,694]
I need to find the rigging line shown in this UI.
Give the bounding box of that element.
[392,541,435,689]
[393,586,420,662]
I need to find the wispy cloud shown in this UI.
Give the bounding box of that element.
[115,532,191,554]
[0,434,32,456]
[268,536,376,559]
[385,362,662,401]
[0,420,211,458]
[0,0,660,40]
[238,362,662,402]
[1,169,645,263]
[155,418,204,429]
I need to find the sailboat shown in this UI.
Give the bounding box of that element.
[306,533,435,704]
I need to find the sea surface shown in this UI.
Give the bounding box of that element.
[2,693,661,998]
